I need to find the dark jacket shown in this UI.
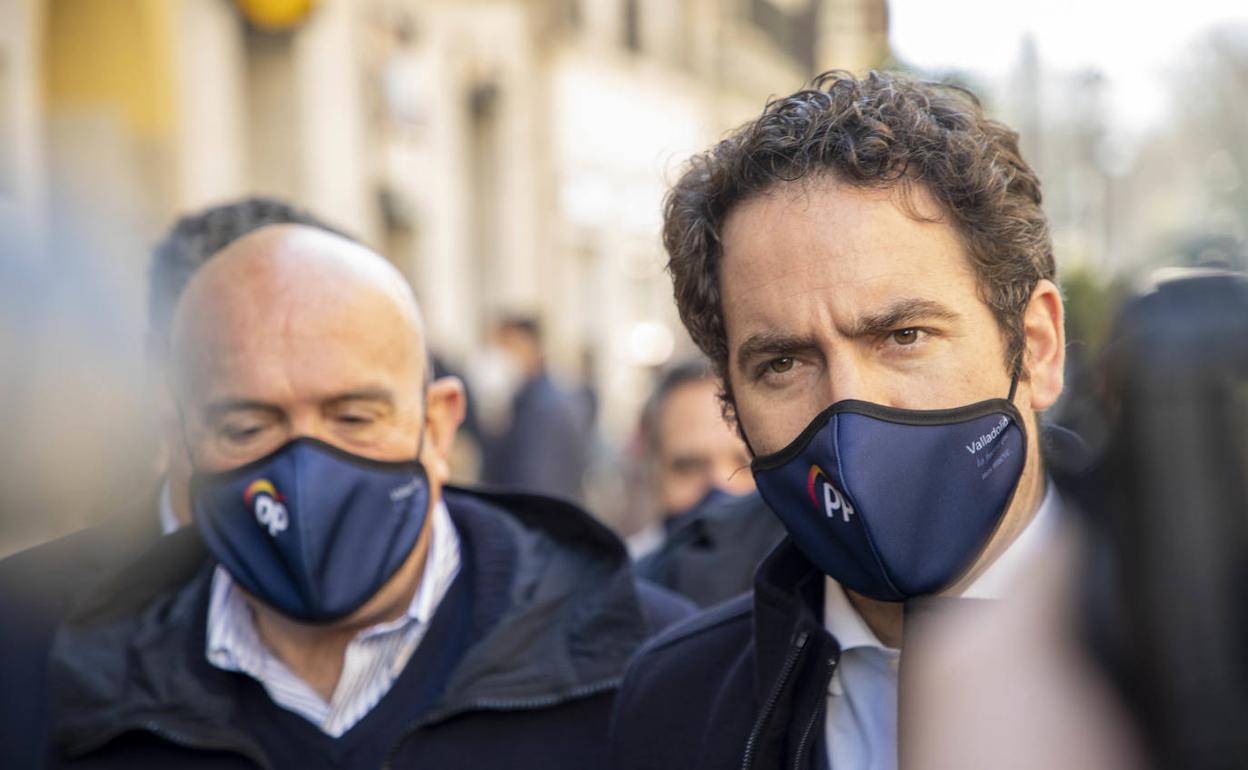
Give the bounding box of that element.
[636,492,787,608]
[610,424,1092,770]
[2,487,692,769]
[610,538,839,770]
[0,490,164,770]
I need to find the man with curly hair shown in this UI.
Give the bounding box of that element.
[610,70,1070,769]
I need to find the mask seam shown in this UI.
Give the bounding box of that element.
[752,398,1025,472]
[832,413,905,599]
[936,418,1030,594]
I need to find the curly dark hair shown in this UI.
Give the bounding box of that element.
[664,70,1055,413]
[147,197,351,336]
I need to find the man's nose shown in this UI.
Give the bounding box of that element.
[287,414,332,445]
[819,353,869,406]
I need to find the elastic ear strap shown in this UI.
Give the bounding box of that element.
[1007,368,1021,403]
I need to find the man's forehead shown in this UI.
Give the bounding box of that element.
[172,302,426,415]
[193,330,434,394]
[170,226,425,376]
[718,180,979,339]
[171,225,421,340]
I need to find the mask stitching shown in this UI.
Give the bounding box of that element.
[751,398,1024,472]
[832,413,905,599]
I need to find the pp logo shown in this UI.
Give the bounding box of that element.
[244,479,289,537]
[806,465,855,522]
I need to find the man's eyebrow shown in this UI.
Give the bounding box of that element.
[849,298,960,337]
[323,387,396,407]
[735,332,821,373]
[204,399,282,421]
[202,389,396,420]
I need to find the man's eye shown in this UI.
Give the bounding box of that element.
[891,329,921,346]
[223,425,263,442]
[336,414,375,426]
[767,357,795,374]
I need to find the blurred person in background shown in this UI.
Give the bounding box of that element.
[0,196,347,769]
[630,358,785,608]
[611,70,1075,769]
[475,316,591,504]
[904,269,1248,770]
[2,224,690,768]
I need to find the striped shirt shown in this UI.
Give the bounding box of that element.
[205,499,461,738]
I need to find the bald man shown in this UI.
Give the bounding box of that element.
[6,225,691,769]
[0,198,352,770]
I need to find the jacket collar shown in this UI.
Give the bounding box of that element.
[432,486,649,710]
[751,537,836,701]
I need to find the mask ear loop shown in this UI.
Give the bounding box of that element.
[1007,367,1022,403]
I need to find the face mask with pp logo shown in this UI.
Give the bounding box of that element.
[749,380,1027,601]
[191,437,430,623]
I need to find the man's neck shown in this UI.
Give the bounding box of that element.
[846,590,903,649]
[246,515,433,701]
[846,468,1048,650]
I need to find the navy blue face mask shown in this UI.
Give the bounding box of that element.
[750,379,1027,601]
[191,437,431,623]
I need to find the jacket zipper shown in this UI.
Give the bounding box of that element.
[379,678,622,769]
[791,653,837,770]
[741,630,810,770]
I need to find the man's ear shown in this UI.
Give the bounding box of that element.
[1022,279,1065,411]
[421,376,467,485]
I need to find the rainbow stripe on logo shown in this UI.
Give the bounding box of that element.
[807,465,826,507]
[243,478,282,506]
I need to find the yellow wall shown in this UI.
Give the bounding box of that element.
[42,0,177,140]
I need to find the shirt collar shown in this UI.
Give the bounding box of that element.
[960,477,1061,599]
[823,575,893,654]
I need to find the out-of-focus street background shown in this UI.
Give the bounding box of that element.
[0,0,1245,555]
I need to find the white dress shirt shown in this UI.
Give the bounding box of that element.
[205,499,461,737]
[822,481,1060,769]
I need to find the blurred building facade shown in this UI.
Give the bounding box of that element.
[997,29,1248,280]
[1,0,887,437]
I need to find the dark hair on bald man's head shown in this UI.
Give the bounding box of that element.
[147,197,352,335]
